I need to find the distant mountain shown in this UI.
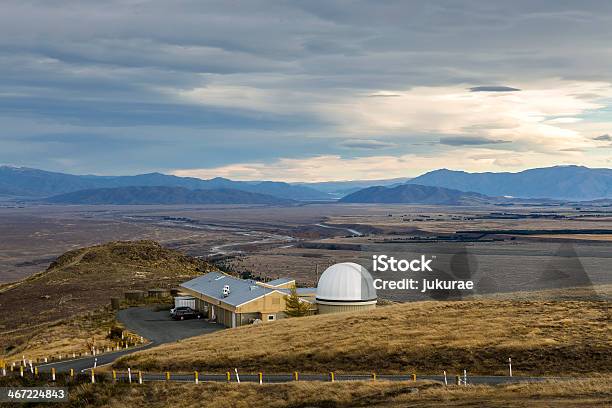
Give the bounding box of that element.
[0,166,329,200]
[339,184,491,205]
[44,186,294,205]
[295,177,412,197]
[409,166,612,200]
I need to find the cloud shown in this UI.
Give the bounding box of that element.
[469,86,521,92]
[338,139,397,150]
[593,134,612,141]
[439,136,509,146]
[172,148,596,182]
[1,1,612,176]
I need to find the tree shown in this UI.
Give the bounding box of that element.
[284,285,311,317]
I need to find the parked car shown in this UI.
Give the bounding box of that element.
[170,306,203,320]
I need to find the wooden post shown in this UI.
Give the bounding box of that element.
[138,371,142,384]
[443,370,447,386]
[20,365,24,377]
[259,372,263,385]
[330,372,335,382]
[166,371,170,381]
[294,371,299,381]
[194,371,199,384]
[128,367,132,383]
[112,370,117,382]
[226,371,231,382]
[412,373,417,382]
[508,357,513,377]
[70,369,74,380]
[371,372,377,381]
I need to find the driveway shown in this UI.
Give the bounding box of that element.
[37,306,223,373]
[117,306,224,344]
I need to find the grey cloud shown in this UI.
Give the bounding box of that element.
[593,134,611,141]
[338,139,398,150]
[469,86,521,92]
[0,0,611,174]
[439,136,510,146]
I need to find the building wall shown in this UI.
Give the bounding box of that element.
[317,303,376,314]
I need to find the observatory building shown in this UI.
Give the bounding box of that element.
[315,262,377,314]
[178,262,376,327]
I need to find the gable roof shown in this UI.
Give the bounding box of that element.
[180,272,278,307]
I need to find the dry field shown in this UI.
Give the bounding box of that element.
[4,377,610,408]
[0,240,215,358]
[116,290,611,376]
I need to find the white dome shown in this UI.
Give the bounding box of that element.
[316,262,377,304]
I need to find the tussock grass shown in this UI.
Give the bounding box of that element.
[16,377,610,408]
[117,295,611,376]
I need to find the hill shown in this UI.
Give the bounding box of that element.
[0,166,330,200]
[0,241,216,355]
[339,184,491,205]
[43,186,295,205]
[409,165,612,200]
[116,292,611,376]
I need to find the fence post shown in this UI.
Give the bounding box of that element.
[234,368,240,384]
[508,357,512,377]
[259,372,263,385]
[463,369,467,386]
[412,373,417,382]
[128,367,132,384]
[371,372,376,381]
[51,367,56,381]
[70,369,74,381]
[194,371,199,384]
[112,370,117,382]
[330,372,335,382]
[443,370,447,386]
[0,360,5,377]
[91,369,95,384]
[138,371,143,384]
[166,371,170,381]
[294,371,299,381]
[34,366,38,377]
[226,371,231,382]
[20,365,24,377]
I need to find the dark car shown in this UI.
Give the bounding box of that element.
[170,306,203,320]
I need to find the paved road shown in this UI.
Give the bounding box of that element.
[116,306,223,344]
[35,306,223,373]
[85,371,562,385]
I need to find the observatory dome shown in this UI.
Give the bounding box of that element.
[316,263,377,312]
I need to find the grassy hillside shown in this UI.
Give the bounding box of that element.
[2,377,610,408]
[0,240,216,356]
[117,293,611,376]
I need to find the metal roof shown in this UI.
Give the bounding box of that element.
[265,277,296,287]
[180,272,280,307]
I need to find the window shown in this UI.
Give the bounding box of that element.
[267,315,275,321]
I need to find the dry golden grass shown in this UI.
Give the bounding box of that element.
[1,310,142,361]
[0,240,215,358]
[47,377,612,408]
[116,292,611,376]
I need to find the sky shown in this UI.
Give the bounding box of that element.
[1,0,612,182]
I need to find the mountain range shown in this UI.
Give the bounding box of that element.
[340,184,491,205]
[44,186,293,205]
[0,166,329,200]
[2,164,612,204]
[408,166,612,200]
